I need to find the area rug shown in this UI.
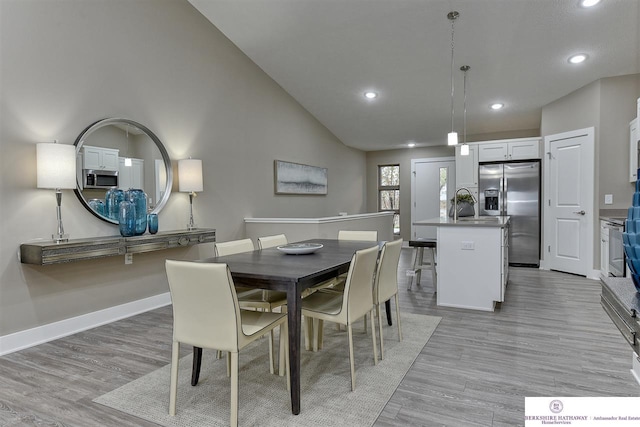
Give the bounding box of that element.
[94,312,440,427]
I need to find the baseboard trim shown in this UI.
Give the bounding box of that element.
[0,292,171,356]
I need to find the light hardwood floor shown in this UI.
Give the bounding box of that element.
[1,249,638,426]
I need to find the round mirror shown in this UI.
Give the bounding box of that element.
[73,118,173,224]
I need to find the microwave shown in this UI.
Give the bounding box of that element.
[83,169,118,189]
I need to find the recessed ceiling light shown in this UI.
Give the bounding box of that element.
[490,103,504,110]
[568,53,588,64]
[579,0,601,8]
[364,91,378,99]
[407,142,416,148]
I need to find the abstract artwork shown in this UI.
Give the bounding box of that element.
[274,160,327,195]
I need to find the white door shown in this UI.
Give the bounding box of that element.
[411,157,455,240]
[543,128,594,276]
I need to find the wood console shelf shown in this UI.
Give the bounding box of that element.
[20,228,216,265]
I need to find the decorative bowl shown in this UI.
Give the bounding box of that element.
[277,243,323,255]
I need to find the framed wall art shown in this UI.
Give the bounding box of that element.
[274,160,327,195]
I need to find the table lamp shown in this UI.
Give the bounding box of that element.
[37,141,77,242]
[178,158,203,230]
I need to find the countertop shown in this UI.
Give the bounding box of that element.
[413,216,510,228]
[600,208,629,224]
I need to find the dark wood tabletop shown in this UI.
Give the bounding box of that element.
[200,238,380,415]
[202,238,380,290]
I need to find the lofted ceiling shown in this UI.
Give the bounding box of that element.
[189,0,640,151]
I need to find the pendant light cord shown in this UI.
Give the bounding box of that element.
[462,65,469,144]
[450,14,456,133]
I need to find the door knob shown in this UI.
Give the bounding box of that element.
[573,210,586,215]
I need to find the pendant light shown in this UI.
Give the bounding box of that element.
[447,11,459,146]
[124,125,132,167]
[460,65,470,156]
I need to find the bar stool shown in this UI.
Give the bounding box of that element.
[407,239,437,290]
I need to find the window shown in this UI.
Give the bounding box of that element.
[439,167,448,218]
[378,164,400,234]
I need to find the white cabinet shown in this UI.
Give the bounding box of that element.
[631,118,639,182]
[501,225,509,298]
[455,144,478,188]
[118,157,144,190]
[477,138,541,162]
[477,143,507,162]
[83,145,119,171]
[435,222,508,311]
[601,221,610,277]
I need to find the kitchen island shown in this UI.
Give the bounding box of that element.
[413,216,510,311]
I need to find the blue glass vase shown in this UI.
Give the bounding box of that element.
[147,213,158,234]
[125,189,148,235]
[105,187,125,221]
[88,199,105,216]
[118,200,136,237]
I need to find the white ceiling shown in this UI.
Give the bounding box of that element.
[189,0,640,151]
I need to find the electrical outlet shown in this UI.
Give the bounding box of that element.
[125,253,133,264]
[461,241,475,250]
[604,194,613,205]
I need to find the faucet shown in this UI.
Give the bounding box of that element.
[453,187,477,222]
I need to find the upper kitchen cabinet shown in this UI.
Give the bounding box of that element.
[477,138,541,162]
[119,157,144,190]
[631,118,639,182]
[455,144,478,188]
[82,145,119,171]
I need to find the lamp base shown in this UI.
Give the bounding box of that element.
[52,233,69,243]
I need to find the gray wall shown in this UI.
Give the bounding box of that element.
[366,146,453,241]
[366,74,639,267]
[365,130,540,242]
[0,0,365,337]
[541,73,640,269]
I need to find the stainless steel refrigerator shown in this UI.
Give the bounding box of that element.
[478,161,541,267]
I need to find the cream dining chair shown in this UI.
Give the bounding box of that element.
[373,238,403,359]
[337,230,379,241]
[214,239,287,375]
[257,233,288,249]
[166,260,289,427]
[304,229,379,347]
[301,245,379,391]
[307,229,379,298]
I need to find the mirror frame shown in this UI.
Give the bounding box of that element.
[73,118,173,224]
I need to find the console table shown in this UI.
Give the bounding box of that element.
[20,228,216,265]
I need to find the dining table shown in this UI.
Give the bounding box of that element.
[199,238,381,415]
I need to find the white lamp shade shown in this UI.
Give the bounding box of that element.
[36,142,77,189]
[460,144,470,156]
[178,159,204,192]
[447,132,458,146]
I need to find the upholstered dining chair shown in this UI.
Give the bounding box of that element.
[215,238,255,256]
[337,230,379,241]
[214,239,287,376]
[257,233,288,249]
[301,245,379,391]
[303,229,380,347]
[373,238,403,359]
[306,229,379,299]
[165,260,289,427]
